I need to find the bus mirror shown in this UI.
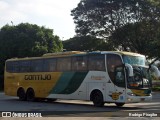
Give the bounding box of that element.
[125,63,133,77]
[150,65,160,79]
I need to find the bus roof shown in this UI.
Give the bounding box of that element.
[6,51,144,61]
[102,51,145,57]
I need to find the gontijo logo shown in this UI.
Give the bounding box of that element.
[24,74,51,80]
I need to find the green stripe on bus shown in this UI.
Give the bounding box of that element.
[59,72,88,94]
[50,72,75,94]
[50,72,88,94]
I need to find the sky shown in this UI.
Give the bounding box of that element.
[0,0,80,40]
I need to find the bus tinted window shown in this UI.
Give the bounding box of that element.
[13,62,19,72]
[107,54,123,82]
[44,58,57,72]
[19,60,31,72]
[31,59,43,72]
[6,62,11,72]
[88,55,105,71]
[57,57,71,71]
[72,56,88,71]
[6,61,20,73]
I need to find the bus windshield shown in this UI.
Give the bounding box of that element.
[123,55,151,89]
[127,66,151,89]
[123,55,145,66]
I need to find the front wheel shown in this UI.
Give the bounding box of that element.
[115,103,125,107]
[91,90,104,107]
[47,98,57,102]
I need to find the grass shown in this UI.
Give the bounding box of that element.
[152,86,160,91]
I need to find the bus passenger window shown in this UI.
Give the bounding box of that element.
[31,60,43,72]
[44,59,56,72]
[57,57,71,71]
[88,55,105,71]
[12,62,19,72]
[107,54,123,82]
[6,61,13,73]
[72,56,88,71]
[19,61,31,72]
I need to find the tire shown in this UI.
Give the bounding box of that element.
[115,103,125,107]
[17,88,26,101]
[91,90,104,107]
[47,98,57,102]
[26,88,35,102]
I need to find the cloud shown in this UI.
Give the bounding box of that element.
[0,0,27,22]
[0,0,80,39]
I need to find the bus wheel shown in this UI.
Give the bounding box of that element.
[17,88,26,101]
[115,103,125,107]
[91,90,104,107]
[26,88,35,102]
[47,98,57,102]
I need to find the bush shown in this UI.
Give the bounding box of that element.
[152,87,160,91]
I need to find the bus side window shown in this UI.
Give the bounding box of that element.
[12,61,19,73]
[107,54,123,83]
[19,61,31,72]
[44,58,57,72]
[88,55,105,71]
[6,61,20,73]
[31,59,43,72]
[72,56,88,71]
[57,57,71,71]
[6,61,13,73]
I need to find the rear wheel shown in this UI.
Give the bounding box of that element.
[26,88,35,102]
[115,103,125,107]
[91,90,104,107]
[17,88,26,101]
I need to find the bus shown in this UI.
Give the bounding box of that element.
[4,51,160,107]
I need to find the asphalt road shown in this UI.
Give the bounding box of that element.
[0,92,160,118]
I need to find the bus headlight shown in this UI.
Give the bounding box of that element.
[127,92,136,96]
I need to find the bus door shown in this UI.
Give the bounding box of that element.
[106,54,126,103]
[114,65,126,103]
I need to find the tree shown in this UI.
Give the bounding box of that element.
[110,20,160,58]
[63,36,113,51]
[71,0,160,58]
[71,0,160,38]
[0,23,63,74]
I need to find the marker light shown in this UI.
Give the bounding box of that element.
[127,92,136,96]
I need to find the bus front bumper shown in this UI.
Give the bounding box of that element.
[126,95,152,103]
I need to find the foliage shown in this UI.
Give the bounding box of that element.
[71,0,160,58]
[63,36,114,51]
[71,0,160,38]
[0,23,63,74]
[110,20,160,58]
[152,86,160,91]
[149,0,160,6]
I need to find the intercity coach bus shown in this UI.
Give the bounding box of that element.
[4,51,160,107]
